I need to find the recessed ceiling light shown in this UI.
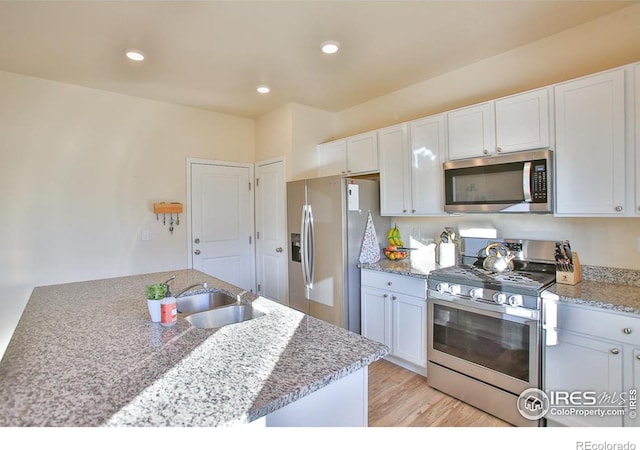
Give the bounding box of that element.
[321,41,340,54]
[125,49,145,61]
[257,86,270,94]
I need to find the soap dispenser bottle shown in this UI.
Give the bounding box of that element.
[160,285,177,327]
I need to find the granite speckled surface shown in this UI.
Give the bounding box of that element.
[546,265,640,316]
[363,259,640,317]
[359,258,439,279]
[0,269,388,426]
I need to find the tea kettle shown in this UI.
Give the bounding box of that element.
[482,243,515,273]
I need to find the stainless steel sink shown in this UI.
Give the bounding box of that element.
[176,291,237,314]
[185,304,265,329]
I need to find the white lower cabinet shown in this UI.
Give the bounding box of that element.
[361,269,427,375]
[543,301,639,427]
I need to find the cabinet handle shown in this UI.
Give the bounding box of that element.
[496,147,502,153]
[411,209,416,213]
[391,295,397,300]
[482,149,489,155]
[636,354,640,360]
[194,249,201,255]
[623,327,633,335]
[403,209,407,213]
[615,206,623,212]
[383,294,388,298]
[610,348,620,355]
[387,281,392,286]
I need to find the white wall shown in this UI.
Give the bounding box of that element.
[0,71,254,357]
[255,102,334,181]
[392,215,640,270]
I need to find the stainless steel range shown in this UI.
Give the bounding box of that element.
[427,238,557,427]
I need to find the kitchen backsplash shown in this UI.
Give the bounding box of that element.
[393,214,640,271]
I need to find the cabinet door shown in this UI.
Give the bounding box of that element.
[446,102,495,160]
[554,69,626,216]
[379,124,411,215]
[391,293,427,368]
[347,131,378,175]
[495,88,550,153]
[361,286,392,348]
[545,330,624,427]
[317,139,347,177]
[629,348,640,427]
[409,114,447,215]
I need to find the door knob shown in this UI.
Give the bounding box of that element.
[276,247,283,253]
[194,249,201,255]
[194,238,200,244]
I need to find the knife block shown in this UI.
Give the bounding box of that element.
[556,251,582,285]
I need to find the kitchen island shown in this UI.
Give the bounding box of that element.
[0,269,388,426]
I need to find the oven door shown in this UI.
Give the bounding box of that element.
[427,297,540,395]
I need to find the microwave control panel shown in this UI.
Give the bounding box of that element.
[532,162,547,202]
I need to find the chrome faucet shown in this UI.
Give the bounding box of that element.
[175,282,208,297]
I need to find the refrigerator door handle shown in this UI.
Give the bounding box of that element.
[300,205,309,288]
[307,204,315,288]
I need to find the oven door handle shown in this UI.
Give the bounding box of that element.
[542,299,558,346]
[428,291,539,321]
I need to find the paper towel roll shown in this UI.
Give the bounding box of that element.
[438,242,456,268]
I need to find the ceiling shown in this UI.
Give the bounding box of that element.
[0,1,637,119]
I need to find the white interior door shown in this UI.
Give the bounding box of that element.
[189,160,254,292]
[255,158,287,305]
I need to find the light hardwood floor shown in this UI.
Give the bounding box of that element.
[368,359,512,427]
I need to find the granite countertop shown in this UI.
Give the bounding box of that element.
[362,258,640,317]
[359,258,440,279]
[0,269,388,426]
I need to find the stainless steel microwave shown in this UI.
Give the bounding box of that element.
[443,149,553,213]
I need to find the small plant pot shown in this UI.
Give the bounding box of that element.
[147,299,162,322]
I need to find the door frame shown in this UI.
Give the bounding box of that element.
[186,158,256,291]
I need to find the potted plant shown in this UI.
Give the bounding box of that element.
[145,283,167,323]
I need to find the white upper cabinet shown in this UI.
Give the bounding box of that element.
[378,116,447,216]
[554,68,627,216]
[495,88,550,153]
[346,131,378,175]
[447,88,551,161]
[317,131,378,177]
[447,102,495,160]
[378,124,411,215]
[317,139,347,177]
[409,114,447,215]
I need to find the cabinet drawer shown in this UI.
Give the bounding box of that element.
[361,269,426,298]
[555,302,640,345]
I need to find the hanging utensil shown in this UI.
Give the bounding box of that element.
[176,213,180,226]
[169,215,174,234]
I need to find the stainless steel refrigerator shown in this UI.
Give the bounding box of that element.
[286,175,389,333]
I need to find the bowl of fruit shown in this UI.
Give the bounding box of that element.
[383,245,409,261]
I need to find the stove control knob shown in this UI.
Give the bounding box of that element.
[508,295,523,307]
[448,284,461,295]
[493,292,507,305]
[469,288,483,299]
[436,282,449,293]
